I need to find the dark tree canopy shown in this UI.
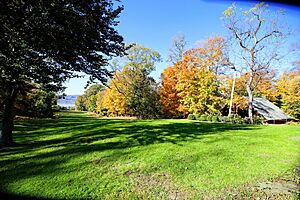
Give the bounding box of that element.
[0,0,125,88]
[0,0,126,145]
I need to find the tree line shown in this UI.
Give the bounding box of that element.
[75,39,300,120]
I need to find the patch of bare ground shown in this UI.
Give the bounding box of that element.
[126,171,194,200]
[227,167,300,200]
[120,168,300,199]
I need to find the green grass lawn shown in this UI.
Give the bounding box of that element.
[0,112,299,199]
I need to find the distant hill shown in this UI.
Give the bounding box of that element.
[57,95,79,107]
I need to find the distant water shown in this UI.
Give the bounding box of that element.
[57,95,79,107]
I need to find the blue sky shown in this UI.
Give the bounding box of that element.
[64,0,300,95]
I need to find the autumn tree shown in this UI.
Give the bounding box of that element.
[159,34,189,118]
[100,72,128,116]
[159,64,186,118]
[223,2,288,123]
[103,44,162,119]
[95,90,108,116]
[254,72,278,102]
[0,0,125,145]
[276,69,300,118]
[176,37,227,114]
[227,72,277,115]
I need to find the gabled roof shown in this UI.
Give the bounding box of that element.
[253,97,293,120]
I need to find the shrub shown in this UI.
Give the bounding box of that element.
[174,114,185,119]
[206,115,213,122]
[187,114,196,120]
[52,105,60,112]
[218,115,251,124]
[70,106,76,111]
[98,108,108,117]
[199,114,208,121]
[240,118,248,124]
[220,116,228,123]
[217,115,223,122]
[229,114,239,119]
[234,118,243,124]
[253,116,264,125]
[229,117,235,124]
[244,117,251,124]
[211,115,219,123]
[194,114,201,120]
[224,114,240,124]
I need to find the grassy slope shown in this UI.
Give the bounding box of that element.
[0,111,299,199]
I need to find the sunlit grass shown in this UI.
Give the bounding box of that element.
[0,111,299,199]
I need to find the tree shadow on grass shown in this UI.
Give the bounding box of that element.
[0,112,261,199]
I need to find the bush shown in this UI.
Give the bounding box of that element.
[199,114,208,121]
[229,114,239,119]
[253,116,264,125]
[70,106,76,111]
[206,115,213,122]
[220,114,245,124]
[60,106,68,111]
[220,116,228,123]
[174,114,185,119]
[52,105,60,112]
[217,115,223,122]
[233,118,242,124]
[233,115,244,124]
[244,117,251,124]
[187,114,196,120]
[194,114,201,120]
[211,116,219,123]
[98,108,108,117]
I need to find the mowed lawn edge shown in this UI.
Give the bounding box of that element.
[0,111,299,199]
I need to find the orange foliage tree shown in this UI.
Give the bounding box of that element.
[160,37,228,116]
[159,63,186,118]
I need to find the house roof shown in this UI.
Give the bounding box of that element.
[253,97,293,121]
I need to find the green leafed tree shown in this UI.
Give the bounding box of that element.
[0,0,125,145]
[75,95,87,111]
[75,84,104,112]
[85,84,104,112]
[111,44,162,119]
[16,86,57,118]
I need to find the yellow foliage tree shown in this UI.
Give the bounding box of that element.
[276,70,300,118]
[100,72,128,116]
[175,37,227,114]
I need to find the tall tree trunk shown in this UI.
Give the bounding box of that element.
[0,86,17,146]
[246,84,254,124]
